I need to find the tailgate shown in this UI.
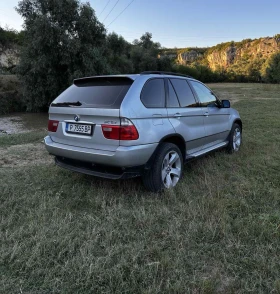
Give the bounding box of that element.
[49,107,120,151]
[48,76,134,152]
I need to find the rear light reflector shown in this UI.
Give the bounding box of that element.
[48,120,59,132]
[101,125,120,140]
[101,118,139,140]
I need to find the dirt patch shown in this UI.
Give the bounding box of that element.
[230,98,241,104]
[0,142,53,168]
[0,112,48,134]
[0,115,25,134]
[252,97,280,100]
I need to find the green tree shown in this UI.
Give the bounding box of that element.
[130,33,171,72]
[172,64,200,79]
[0,26,24,47]
[16,0,108,111]
[105,32,133,74]
[264,53,280,83]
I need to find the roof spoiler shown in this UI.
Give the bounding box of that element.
[73,76,133,86]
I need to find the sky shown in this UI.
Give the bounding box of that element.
[0,0,280,48]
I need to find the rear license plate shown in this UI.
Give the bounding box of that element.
[66,123,93,135]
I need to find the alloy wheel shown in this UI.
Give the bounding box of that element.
[161,150,182,188]
[233,128,241,151]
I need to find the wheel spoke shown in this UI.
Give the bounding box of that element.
[165,174,172,188]
[170,167,180,177]
[169,152,179,165]
[163,155,169,168]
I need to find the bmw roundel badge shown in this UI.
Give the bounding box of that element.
[74,115,80,122]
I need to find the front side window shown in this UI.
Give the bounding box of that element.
[141,79,165,108]
[189,81,217,107]
[169,79,197,107]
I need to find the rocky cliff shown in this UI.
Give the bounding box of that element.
[207,38,279,70]
[0,44,19,72]
[161,36,280,71]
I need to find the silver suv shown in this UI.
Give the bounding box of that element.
[44,71,242,192]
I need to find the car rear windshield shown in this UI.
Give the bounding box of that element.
[51,77,134,108]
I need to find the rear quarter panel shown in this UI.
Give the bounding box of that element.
[119,76,175,146]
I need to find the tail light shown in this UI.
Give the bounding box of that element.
[48,120,59,132]
[102,118,139,140]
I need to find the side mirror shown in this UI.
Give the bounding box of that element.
[221,100,230,108]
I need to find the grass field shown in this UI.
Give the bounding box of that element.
[1,83,280,293]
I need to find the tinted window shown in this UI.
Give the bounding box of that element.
[51,77,133,109]
[170,79,197,107]
[189,81,217,107]
[141,79,165,108]
[167,80,180,107]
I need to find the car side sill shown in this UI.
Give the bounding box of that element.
[186,141,228,160]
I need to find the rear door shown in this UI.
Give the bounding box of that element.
[188,80,230,148]
[166,78,206,156]
[48,77,133,152]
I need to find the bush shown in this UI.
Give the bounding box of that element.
[0,91,24,114]
[0,75,24,114]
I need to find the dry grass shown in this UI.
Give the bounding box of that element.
[0,142,52,167]
[1,83,280,293]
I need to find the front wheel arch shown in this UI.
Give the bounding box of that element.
[233,119,242,131]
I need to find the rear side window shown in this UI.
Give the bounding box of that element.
[167,80,180,107]
[170,79,197,107]
[51,77,133,109]
[141,79,165,108]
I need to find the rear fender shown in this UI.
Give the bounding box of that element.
[144,134,186,170]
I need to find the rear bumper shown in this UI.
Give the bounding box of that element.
[44,136,157,167]
[55,156,143,179]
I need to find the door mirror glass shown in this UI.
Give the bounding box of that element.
[222,100,230,108]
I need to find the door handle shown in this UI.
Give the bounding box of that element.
[173,113,182,119]
[204,112,209,117]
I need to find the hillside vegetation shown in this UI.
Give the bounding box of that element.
[161,35,280,83]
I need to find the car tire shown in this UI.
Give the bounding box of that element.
[227,123,242,153]
[142,143,183,192]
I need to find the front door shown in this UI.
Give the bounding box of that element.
[166,78,207,156]
[188,80,230,149]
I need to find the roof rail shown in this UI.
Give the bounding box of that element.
[140,71,193,78]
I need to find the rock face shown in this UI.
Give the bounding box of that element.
[0,44,19,71]
[162,37,280,71]
[207,45,236,70]
[207,38,279,70]
[177,50,203,64]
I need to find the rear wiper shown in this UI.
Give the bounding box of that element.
[51,101,82,107]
